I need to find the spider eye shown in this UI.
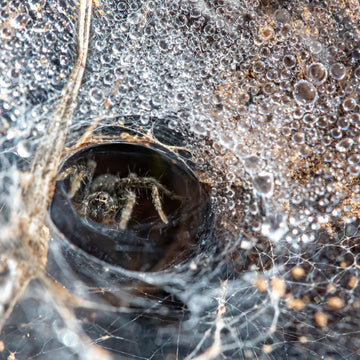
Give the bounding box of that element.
[50,141,212,272]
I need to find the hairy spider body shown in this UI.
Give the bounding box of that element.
[119,190,136,230]
[57,163,178,230]
[84,191,117,224]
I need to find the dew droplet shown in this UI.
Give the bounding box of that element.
[308,63,327,85]
[259,25,274,41]
[253,61,265,73]
[324,152,334,162]
[292,132,305,144]
[243,155,263,173]
[331,128,342,139]
[303,114,316,124]
[329,62,346,80]
[354,67,360,79]
[348,154,360,164]
[352,47,360,61]
[299,144,310,157]
[347,164,360,176]
[219,133,234,148]
[293,80,318,106]
[89,88,103,103]
[0,27,13,40]
[283,55,296,68]
[350,113,360,128]
[273,9,290,24]
[336,138,353,152]
[16,141,31,158]
[192,122,207,136]
[252,171,274,197]
[309,40,322,54]
[342,98,356,111]
[261,213,288,242]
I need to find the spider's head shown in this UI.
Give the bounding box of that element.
[128,172,138,180]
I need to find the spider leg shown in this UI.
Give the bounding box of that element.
[56,165,82,198]
[82,198,90,218]
[119,190,136,230]
[67,160,96,199]
[118,175,182,201]
[151,185,168,224]
[81,160,97,199]
[136,176,182,201]
[56,165,77,181]
[69,171,86,198]
[156,182,182,200]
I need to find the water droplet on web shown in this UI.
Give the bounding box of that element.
[58,329,79,347]
[219,133,234,148]
[303,114,316,124]
[253,61,265,73]
[308,63,327,85]
[342,98,356,111]
[94,40,106,52]
[259,26,274,41]
[348,154,360,164]
[330,63,346,80]
[1,27,13,40]
[103,72,114,86]
[252,171,274,197]
[100,53,112,65]
[354,66,360,79]
[140,115,150,125]
[351,46,360,60]
[331,128,342,139]
[273,9,290,24]
[324,151,334,162]
[79,102,90,114]
[174,14,187,28]
[347,164,360,176]
[243,155,262,173]
[292,132,305,144]
[8,68,20,84]
[350,113,360,128]
[16,141,31,158]
[293,80,318,105]
[261,212,288,242]
[283,55,296,68]
[117,1,128,11]
[309,40,322,54]
[89,88,103,103]
[299,144,311,157]
[175,92,186,103]
[336,138,353,152]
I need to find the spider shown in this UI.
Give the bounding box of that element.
[56,160,180,230]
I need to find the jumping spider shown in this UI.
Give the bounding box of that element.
[57,160,180,230]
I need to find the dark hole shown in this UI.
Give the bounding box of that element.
[50,141,211,272]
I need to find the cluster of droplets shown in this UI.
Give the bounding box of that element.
[0,0,76,164]
[2,0,360,359]
[163,0,360,248]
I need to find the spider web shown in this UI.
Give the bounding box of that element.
[1,0,360,359]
